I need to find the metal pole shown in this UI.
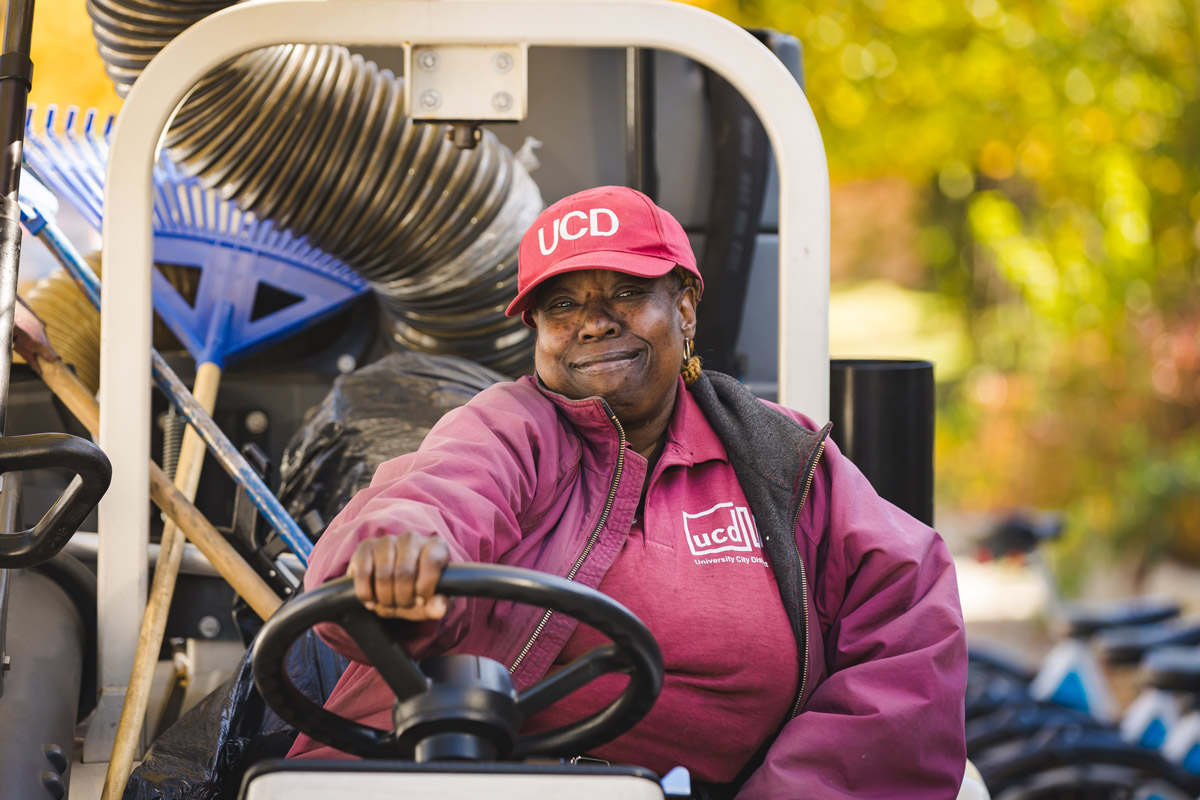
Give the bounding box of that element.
[625,47,657,200]
[0,566,8,695]
[0,0,35,435]
[0,472,20,696]
[0,0,35,701]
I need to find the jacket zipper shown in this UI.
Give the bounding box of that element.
[788,438,826,719]
[509,412,627,674]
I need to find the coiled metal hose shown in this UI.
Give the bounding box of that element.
[87,5,542,374]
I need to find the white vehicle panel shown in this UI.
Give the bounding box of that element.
[243,770,666,800]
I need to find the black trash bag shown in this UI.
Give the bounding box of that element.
[278,352,508,537]
[123,628,348,800]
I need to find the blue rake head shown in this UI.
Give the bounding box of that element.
[23,105,369,369]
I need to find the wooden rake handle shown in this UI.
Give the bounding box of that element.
[101,360,224,800]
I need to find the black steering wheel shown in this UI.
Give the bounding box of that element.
[253,563,664,762]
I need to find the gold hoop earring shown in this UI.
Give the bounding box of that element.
[681,338,701,386]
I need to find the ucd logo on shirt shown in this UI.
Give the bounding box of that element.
[682,501,762,557]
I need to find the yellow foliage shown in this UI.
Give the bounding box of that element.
[1,0,121,118]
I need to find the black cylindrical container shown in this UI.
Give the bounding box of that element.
[0,568,84,799]
[829,359,935,526]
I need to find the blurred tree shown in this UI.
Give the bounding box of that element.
[1,0,122,118]
[689,0,1200,580]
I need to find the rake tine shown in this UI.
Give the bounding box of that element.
[25,110,102,230]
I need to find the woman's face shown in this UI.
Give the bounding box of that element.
[531,269,697,433]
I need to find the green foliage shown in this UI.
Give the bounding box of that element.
[692,0,1200,575]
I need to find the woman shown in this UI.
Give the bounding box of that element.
[288,186,968,798]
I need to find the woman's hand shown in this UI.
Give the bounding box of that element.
[346,532,450,620]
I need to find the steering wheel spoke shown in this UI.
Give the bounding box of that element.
[516,644,627,718]
[337,612,429,700]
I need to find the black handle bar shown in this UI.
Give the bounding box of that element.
[0,433,111,568]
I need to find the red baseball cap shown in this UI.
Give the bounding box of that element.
[506,186,703,325]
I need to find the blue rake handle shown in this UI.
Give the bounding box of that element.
[19,201,313,565]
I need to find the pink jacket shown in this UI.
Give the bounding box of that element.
[294,373,967,798]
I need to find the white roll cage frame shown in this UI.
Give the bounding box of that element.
[89,0,830,759]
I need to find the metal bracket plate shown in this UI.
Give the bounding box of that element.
[405,44,528,121]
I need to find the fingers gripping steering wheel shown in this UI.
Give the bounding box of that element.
[253,563,664,762]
